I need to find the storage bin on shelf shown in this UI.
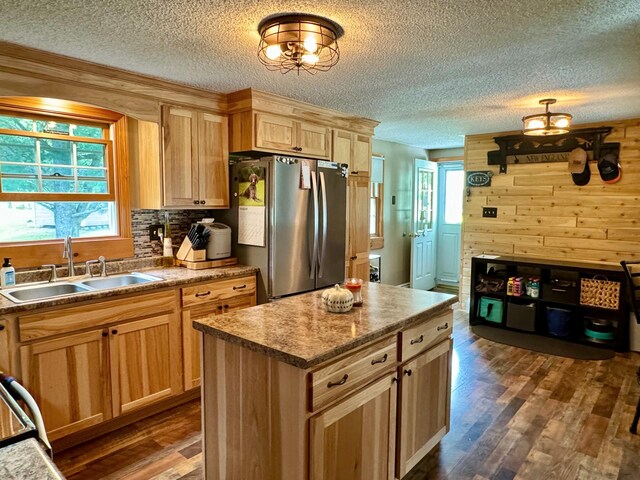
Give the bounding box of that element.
[477,297,504,324]
[542,279,578,304]
[506,302,536,332]
[546,306,572,337]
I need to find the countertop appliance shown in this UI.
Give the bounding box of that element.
[198,221,231,260]
[230,156,347,302]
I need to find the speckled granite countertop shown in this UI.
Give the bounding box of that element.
[193,283,457,369]
[0,438,65,479]
[0,264,259,315]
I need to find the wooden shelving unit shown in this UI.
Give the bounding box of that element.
[469,255,629,352]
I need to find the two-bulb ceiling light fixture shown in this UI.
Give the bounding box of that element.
[257,13,344,75]
[522,98,572,136]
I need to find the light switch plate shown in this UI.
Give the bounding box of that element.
[482,207,498,218]
[149,224,164,241]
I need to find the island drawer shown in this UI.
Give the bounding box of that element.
[399,310,452,361]
[309,335,397,412]
[181,275,256,308]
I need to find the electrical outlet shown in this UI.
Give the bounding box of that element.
[149,224,164,241]
[482,207,498,218]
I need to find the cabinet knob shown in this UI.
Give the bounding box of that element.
[0,324,4,331]
[193,200,198,205]
[102,331,108,337]
[327,374,349,388]
[111,329,118,335]
[200,200,206,205]
[392,377,399,384]
[350,256,357,260]
[404,369,412,377]
[223,304,229,309]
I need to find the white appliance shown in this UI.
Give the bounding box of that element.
[199,221,231,259]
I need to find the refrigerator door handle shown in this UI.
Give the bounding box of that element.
[310,170,319,279]
[318,171,328,278]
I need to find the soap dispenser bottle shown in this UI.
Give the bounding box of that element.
[0,257,16,288]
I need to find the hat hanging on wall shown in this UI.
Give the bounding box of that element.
[598,152,621,184]
[568,147,590,186]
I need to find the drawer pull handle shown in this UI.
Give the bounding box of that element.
[437,323,449,331]
[371,354,388,365]
[327,374,348,388]
[404,369,412,377]
[195,291,211,297]
[233,285,246,290]
[410,335,424,345]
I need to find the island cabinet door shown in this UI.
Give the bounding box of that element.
[109,313,182,416]
[396,338,452,478]
[310,373,397,480]
[19,329,111,441]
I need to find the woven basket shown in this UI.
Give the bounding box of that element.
[580,275,620,310]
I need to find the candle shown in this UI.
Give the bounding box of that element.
[344,278,363,306]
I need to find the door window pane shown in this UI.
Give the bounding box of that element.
[415,169,434,232]
[444,170,464,224]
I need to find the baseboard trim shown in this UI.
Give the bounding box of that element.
[396,282,410,288]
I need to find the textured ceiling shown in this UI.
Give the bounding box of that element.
[1,0,639,149]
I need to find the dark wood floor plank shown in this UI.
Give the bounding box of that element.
[55,306,640,480]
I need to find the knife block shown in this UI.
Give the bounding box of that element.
[176,237,206,262]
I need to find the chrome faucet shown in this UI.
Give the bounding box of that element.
[85,256,108,278]
[62,236,75,276]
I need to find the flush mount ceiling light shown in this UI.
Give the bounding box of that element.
[522,98,573,136]
[257,13,344,75]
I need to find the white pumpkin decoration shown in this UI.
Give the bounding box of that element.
[321,284,354,313]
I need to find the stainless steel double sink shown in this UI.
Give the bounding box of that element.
[0,272,164,304]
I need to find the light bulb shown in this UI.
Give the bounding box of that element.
[527,119,545,129]
[302,53,319,64]
[265,44,282,60]
[303,36,317,53]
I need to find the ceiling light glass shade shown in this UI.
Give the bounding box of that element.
[257,14,343,74]
[522,98,573,136]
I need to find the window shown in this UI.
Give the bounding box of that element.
[369,154,384,250]
[0,98,132,267]
[443,169,464,224]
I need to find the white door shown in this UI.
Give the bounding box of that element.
[436,162,464,285]
[410,160,437,290]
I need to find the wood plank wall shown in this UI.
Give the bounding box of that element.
[461,118,640,306]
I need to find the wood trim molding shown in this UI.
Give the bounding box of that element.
[227,88,379,135]
[0,41,227,120]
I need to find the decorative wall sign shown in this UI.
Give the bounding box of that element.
[466,171,492,187]
[487,127,620,172]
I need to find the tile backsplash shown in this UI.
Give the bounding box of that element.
[132,209,224,257]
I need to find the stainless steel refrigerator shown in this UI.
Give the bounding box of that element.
[230,156,347,303]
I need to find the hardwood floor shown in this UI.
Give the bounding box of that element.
[55,307,640,479]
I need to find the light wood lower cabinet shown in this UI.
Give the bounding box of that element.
[310,373,397,480]
[109,313,182,416]
[397,339,452,478]
[19,330,110,441]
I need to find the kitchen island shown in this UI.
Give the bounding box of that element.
[193,282,457,480]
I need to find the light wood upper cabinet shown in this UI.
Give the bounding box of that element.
[309,373,397,480]
[348,175,370,280]
[109,313,182,416]
[19,330,110,441]
[333,129,372,177]
[255,113,296,152]
[162,105,229,208]
[231,111,331,159]
[298,121,331,158]
[397,339,452,478]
